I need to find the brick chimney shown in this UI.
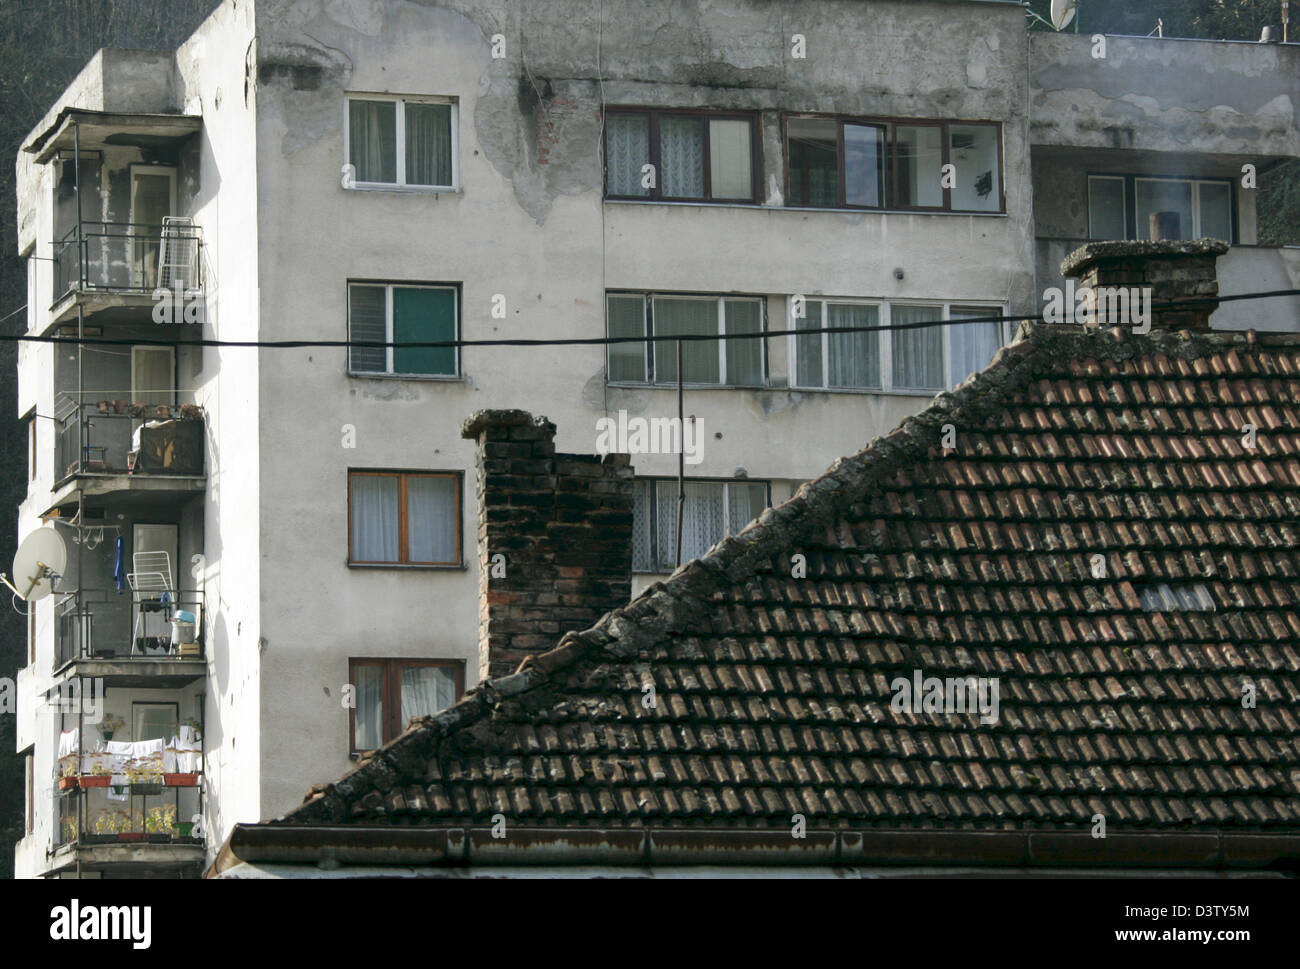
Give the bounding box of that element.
[1061,238,1229,331]
[460,410,635,681]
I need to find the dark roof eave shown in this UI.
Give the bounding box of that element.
[25,108,201,163]
[208,824,1300,877]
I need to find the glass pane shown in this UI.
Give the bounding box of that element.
[349,285,387,373]
[405,102,453,186]
[656,480,726,569]
[891,304,944,391]
[787,118,838,207]
[727,482,768,535]
[894,126,944,207]
[653,298,720,384]
[408,476,457,563]
[709,118,753,199]
[349,100,397,183]
[354,665,383,750]
[606,114,650,197]
[393,287,456,375]
[948,307,1003,388]
[631,480,652,570]
[1198,182,1232,241]
[844,124,883,207]
[607,295,646,382]
[795,300,824,388]
[132,705,177,743]
[1088,177,1127,240]
[661,116,705,198]
[948,124,999,211]
[352,475,400,562]
[400,665,457,724]
[827,303,880,388]
[1136,179,1193,240]
[724,299,763,386]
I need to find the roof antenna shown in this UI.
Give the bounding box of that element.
[1147,18,1164,37]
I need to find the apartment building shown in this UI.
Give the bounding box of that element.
[11,0,1299,878]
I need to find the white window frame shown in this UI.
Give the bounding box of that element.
[1086,175,1127,240]
[348,282,460,378]
[607,293,766,388]
[344,94,459,191]
[788,299,1007,395]
[632,477,772,573]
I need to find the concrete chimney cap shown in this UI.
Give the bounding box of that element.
[1060,238,1230,278]
[461,409,554,439]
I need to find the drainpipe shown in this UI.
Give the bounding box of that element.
[74,123,85,479]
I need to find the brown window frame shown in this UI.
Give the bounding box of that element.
[347,470,462,567]
[604,107,762,204]
[782,114,1005,214]
[25,750,35,834]
[348,658,464,754]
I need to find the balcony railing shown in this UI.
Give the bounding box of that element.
[53,220,203,300]
[55,395,205,482]
[55,588,205,669]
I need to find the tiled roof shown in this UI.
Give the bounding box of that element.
[285,324,1300,833]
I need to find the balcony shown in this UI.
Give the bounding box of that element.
[54,588,206,687]
[53,395,205,501]
[49,220,203,329]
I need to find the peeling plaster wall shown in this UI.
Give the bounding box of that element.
[244,0,1036,821]
[1029,34,1300,158]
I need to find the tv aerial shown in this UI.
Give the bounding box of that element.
[2,527,68,602]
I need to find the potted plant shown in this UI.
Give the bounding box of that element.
[56,761,78,791]
[125,763,163,797]
[145,805,175,843]
[180,718,202,743]
[81,763,112,788]
[164,771,199,787]
[87,811,117,844]
[173,819,196,841]
[60,815,78,844]
[118,809,145,841]
[100,714,125,741]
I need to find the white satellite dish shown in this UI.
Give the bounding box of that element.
[4,528,68,601]
[1051,0,1078,31]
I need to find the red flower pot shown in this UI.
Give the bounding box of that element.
[58,777,78,791]
[164,773,199,787]
[117,832,144,842]
[80,775,111,788]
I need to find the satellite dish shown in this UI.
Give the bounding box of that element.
[1051,0,1078,31]
[6,528,68,601]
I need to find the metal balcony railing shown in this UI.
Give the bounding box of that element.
[53,220,203,299]
[55,588,206,669]
[55,395,205,482]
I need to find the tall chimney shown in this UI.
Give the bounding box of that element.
[1061,238,1229,331]
[460,410,634,681]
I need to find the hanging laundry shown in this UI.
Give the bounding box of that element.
[113,535,125,593]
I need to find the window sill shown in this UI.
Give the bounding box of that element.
[346,562,466,571]
[606,381,941,397]
[345,184,461,196]
[606,381,767,391]
[603,198,1007,217]
[349,372,464,383]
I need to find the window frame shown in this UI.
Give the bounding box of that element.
[603,107,762,204]
[131,702,179,743]
[344,93,459,192]
[347,281,460,379]
[788,298,1008,395]
[347,469,463,568]
[632,477,772,574]
[348,657,464,754]
[25,409,36,482]
[782,113,1005,214]
[605,291,768,387]
[1087,172,1237,243]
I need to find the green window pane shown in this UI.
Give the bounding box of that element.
[724,299,763,386]
[796,300,824,387]
[607,295,647,382]
[393,288,456,375]
[653,298,720,384]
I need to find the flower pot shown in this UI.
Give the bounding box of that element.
[174,822,194,840]
[130,782,163,797]
[83,834,116,845]
[164,773,199,787]
[58,776,78,791]
[80,775,111,788]
[147,834,171,844]
[117,832,144,842]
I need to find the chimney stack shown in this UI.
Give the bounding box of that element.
[1061,238,1229,332]
[461,410,634,681]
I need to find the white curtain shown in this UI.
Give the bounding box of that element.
[728,482,767,535]
[407,476,457,563]
[348,285,387,373]
[632,480,652,570]
[354,665,384,750]
[891,304,944,391]
[656,480,724,568]
[606,114,649,196]
[400,666,457,724]
[796,300,825,387]
[405,102,452,186]
[828,303,880,388]
[653,297,719,384]
[709,119,751,199]
[660,116,704,198]
[948,309,1003,388]
[724,299,763,386]
[349,100,396,183]
[352,475,399,561]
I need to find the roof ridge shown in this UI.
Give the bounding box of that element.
[278,323,1286,824]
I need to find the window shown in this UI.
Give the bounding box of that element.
[606,293,764,386]
[632,478,770,572]
[792,300,1006,393]
[26,412,36,482]
[348,283,458,377]
[349,471,461,566]
[1088,175,1234,242]
[785,116,1001,212]
[605,109,758,202]
[132,702,179,742]
[25,751,34,834]
[349,658,462,753]
[346,95,456,189]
